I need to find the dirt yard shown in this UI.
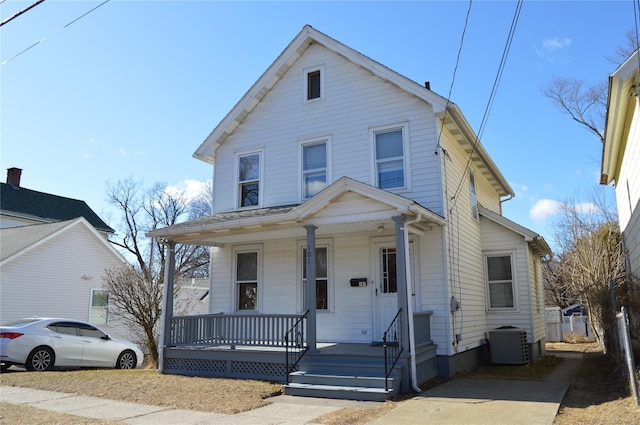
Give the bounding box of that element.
[1,342,638,424]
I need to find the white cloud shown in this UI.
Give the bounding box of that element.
[542,37,572,51]
[530,199,563,221]
[511,182,529,196]
[165,179,211,202]
[119,149,127,156]
[575,202,598,215]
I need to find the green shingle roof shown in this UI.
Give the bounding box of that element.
[0,183,114,233]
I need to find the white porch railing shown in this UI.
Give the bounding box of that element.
[169,313,307,347]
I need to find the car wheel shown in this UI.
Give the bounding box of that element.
[116,350,136,369]
[26,346,55,371]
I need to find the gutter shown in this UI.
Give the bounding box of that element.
[402,213,422,394]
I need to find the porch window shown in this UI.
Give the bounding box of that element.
[302,246,328,310]
[373,125,407,190]
[470,171,478,220]
[302,140,327,198]
[238,152,260,208]
[485,253,515,310]
[236,251,259,310]
[89,289,108,325]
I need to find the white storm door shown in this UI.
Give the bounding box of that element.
[374,244,398,341]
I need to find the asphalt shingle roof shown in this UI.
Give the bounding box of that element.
[0,183,113,233]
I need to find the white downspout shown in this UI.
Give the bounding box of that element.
[402,214,422,393]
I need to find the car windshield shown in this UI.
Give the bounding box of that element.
[1,318,42,327]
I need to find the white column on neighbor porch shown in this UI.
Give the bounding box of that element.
[392,216,410,352]
[304,224,318,353]
[160,240,176,361]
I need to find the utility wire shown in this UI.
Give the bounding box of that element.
[449,0,523,207]
[1,0,46,27]
[1,0,109,66]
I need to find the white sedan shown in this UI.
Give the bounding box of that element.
[0,318,144,372]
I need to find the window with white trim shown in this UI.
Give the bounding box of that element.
[237,152,260,208]
[304,66,324,102]
[89,289,108,325]
[373,125,407,190]
[470,171,478,220]
[235,249,260,311]
[301,244,330,311]
[485,253,515,309]
[301,139,328,198]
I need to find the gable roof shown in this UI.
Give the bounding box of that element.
[193,25,513,198]
[478,206,552,256]
[0,217,125,265]
[0,182,114,233]
[601,48,640,185]
[147,176,444,245]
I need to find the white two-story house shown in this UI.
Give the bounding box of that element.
[148,26,551,400]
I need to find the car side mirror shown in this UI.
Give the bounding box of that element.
[101,335,111,341]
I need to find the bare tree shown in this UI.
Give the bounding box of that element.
[550,188,627,353]
[542,29,639,144]
[103,177,212,366]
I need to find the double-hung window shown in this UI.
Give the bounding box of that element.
[235,249,259,311]
[373,125,407,190]
[89,289,108,325]
[301,139,328,199]
[485,253,515,310]
[301,245,329,311]
[238,152,261,208]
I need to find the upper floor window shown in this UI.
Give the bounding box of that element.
[301,139,328,199]
[238,152,261,208]
[304,66,324,102]
[373,125,407,190]
[470,171,478,220]
[485,253,515,310]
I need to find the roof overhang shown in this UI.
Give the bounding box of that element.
[146,177,445,246]
[601,49,640,185]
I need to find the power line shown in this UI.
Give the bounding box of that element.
[449,0,523,207]
[1,0,110,66]
[1,0,46,27]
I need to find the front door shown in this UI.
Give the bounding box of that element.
[374,243,398,341]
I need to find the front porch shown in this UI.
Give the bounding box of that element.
[160,311,437,401]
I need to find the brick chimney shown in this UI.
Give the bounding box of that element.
[7,167,22,187]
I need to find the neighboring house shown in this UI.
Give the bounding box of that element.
[148,26,551,400]
[601,49,640,281]
[0,218,129,339]
[0,167,114,235]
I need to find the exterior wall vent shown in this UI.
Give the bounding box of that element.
[489,326,529,364]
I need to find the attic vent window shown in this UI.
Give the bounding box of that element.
[304,66,324,102]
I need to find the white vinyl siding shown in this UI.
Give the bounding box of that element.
[212,43,442,214]
[0,222,129,339]
[470,171,478,220]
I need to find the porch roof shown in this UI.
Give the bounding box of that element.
[147,177,445,246]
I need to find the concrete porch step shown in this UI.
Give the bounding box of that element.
[284,382,396,402]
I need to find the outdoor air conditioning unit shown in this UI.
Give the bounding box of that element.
[489,326,529,365]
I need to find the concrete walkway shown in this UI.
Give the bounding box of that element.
[367,352,583,425]
[1,352,582,425]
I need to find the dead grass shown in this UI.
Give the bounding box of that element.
[0,368,281,414]
[0,402,120,425]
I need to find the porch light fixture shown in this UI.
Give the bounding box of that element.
[377,224,385,233]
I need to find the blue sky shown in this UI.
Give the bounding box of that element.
[1,0,632,250]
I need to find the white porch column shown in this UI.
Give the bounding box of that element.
[304,224,317,352]
[392,216,410,352]
[159,240,176,372]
